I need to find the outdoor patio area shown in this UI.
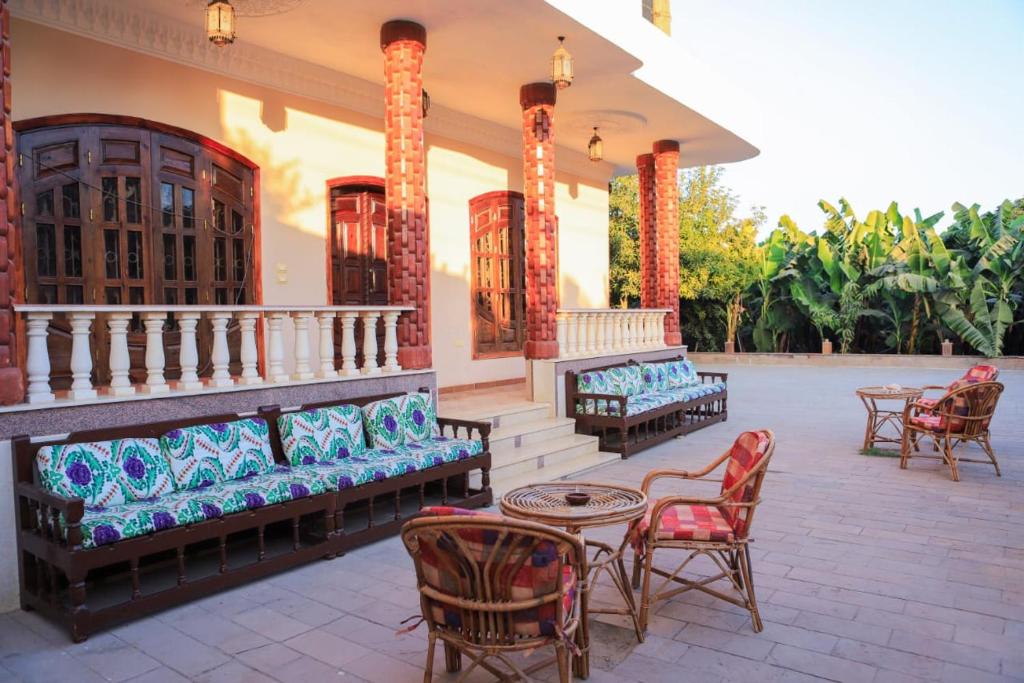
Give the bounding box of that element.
[1,363,1022,683]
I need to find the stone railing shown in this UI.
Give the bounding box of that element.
[556,308,672,358]
[12,304,414,406]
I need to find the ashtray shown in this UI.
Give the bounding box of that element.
[565,492,591,506]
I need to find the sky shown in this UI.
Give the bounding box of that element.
[673,0,1024,236]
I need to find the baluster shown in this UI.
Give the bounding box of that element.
[257,525,266,561]
[585,313,598,355]
[602,312,614,354]
[648,312,659,346]
[381,310,401,372]
[207,311,233,388]
[639,313,650,348]
[236,312,263,385]
[140,313,170,394]
[592,312,605,353]
[291,311,315,380]
[266,312,289,383]
[566,312,579,356]
[25,313,55,403]
[66,312,97,400]
[316,311,338,379]
[656,311,667,346]
[176,312,204,391]
[106,312,135,397]
[339,311,359,376]
[360,311,381,375]
[176,547,186,586]
[556,311,568,358]
[612,312,624,352]
[130,558,141,599]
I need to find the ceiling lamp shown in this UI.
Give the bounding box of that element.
[551,36,574,89]
[587,127,603,162]
[206,0,236,46]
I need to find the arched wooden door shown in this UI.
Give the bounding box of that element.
[328,178,387,365]
[15,116,258,389]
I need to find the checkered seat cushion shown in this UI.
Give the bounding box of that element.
[632,503,736,545]
[919,365,999,411]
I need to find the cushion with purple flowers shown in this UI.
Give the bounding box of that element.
[598,391,676,417]
[36,438,173,507]
[606,366,644,397]
[278,404,367,466]
[361,396,406,449]
[401,392,441,443]
[388,436,484,470]
[75,466,324,549]
[664,359,698,388]
[161,418,276,490]
[576,370,615,395]
[640,363,670,393]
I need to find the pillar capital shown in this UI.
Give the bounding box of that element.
[519,82,557,109]
[636,152,654,168]
[653,139,680,154]
[380,19,426,51]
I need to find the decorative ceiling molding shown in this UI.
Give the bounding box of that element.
[10,0,613,182]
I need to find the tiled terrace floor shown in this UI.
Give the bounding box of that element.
[2,364,1022,682]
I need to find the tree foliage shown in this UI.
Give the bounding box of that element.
[608,166,1024,357]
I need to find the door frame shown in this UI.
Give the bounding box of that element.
[324,176,386,305]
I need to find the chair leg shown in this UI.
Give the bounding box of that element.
[942,439,960,482]
[444,641,462,673]
[900,427,912,470]
[738,544,763,633]
[980,435,1001,476]
[555,641,571,683]
[423,632,437,683]
[631,549,643,590]
[638,543,656,633]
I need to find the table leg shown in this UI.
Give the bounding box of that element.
[582,536,645,643]
[572,526,590,679]
[860,395,877,450]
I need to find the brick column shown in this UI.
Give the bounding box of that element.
[0,1,22,405]
[520,83,559,360]
[636,153,657,309]
[381,20,430,369]
[653,139,682,346]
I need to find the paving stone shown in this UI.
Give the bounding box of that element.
[69,633,162,682]
[767,643,876,683]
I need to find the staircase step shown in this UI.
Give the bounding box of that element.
[440,400,550,428]
[486,450,620,497]
[488,417,576,448]
[489,433,599,474]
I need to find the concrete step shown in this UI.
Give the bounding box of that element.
[485,449,621,497]
[488,417,577,450]
[440,400,551,429]
[489,432,599,475]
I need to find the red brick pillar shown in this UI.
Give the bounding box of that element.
[520,83,559,360]
[653,139,682,346]
[381,20,430,369]
[0,1,22,405]
[636,153,657,309]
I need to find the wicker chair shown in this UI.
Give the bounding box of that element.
[401,507,586,683]
[901,381,1004,481]
[915,364,1000,412]
[628,430,775,633]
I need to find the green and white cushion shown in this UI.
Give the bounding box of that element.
[599,392,676,417]
[362,393,441,449]
[576,370,615,395]
[640,363,670,393]
[161,418,276,490]
[664,359,698,388]
[36,438,174,507]
[76,465,324,549]
[607,366,644,397]
[278,404,367,466]
[388,436,484,469]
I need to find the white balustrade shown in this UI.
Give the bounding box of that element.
[555,308,674,358]
[10,304,414,407]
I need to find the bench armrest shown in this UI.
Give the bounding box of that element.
[569,392,627,417]
[697,371,728,383]
[436,417,492,448]
[15,482,84,548]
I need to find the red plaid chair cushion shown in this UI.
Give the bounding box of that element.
[917,397,939,410]
[632,503,735,548]
[909,414,944,433]
[415,522,576,639]
[964,364,999,382]
[419,505,501,519]
[719,430,771,534]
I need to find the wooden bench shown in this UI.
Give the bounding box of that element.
[565,357,727,458]
[12,389,491,642]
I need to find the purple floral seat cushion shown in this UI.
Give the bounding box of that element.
[278,404,367,466]
[161,417,276,490]
[389,437,484,469]
[36,438,174,507]
[75,465,326,549]
[640,363,670,393]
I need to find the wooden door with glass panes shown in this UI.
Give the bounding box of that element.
[469,191,526,357]
[15,119,257,390]
[328,183,387,366]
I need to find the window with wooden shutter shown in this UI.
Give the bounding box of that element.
[469,191,526,357]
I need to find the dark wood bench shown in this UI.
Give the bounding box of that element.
[565,357,727,458]
[12,389,491,642]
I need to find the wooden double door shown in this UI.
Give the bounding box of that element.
[15,117,256,389]
[329,182,387,365]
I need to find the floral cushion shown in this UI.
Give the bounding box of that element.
[606,366,644,397]
[278,404,367,466]
[600,391,676,417]
[161,418,276,490]
[631,503,736,551]
[36,438,174,507]
[362,393,441,449]
[389,436,484,469]
[661,382,725,403]
[75,465,325,549]
[576,370,615,395]
[665,359,699,388]
[640,363,670,393]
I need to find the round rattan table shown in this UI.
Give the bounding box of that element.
[501,482,648,678]
[856,385,924,450]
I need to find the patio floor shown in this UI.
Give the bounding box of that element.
[1,364,1022,682]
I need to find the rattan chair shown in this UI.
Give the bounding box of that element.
[628,430,775,633]
[401,507,586,683]
[915,364,1000,412]
[901,381,1004,481]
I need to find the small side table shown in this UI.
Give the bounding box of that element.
[856,386,923,450]
[500,482,647,679]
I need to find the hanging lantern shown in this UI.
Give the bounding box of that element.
[422,88,431,118]
[587,127,603,162]
[551,36,574,89]
[206,0,236,47]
